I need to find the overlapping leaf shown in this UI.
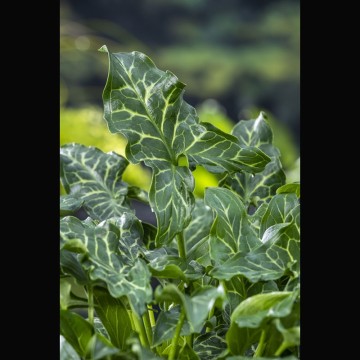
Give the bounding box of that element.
[93,287,133,350]
[152,305,192,347]
[60,215,152,315]
[60,144,132,220]
[60,195,83,216]
[204,187,261,264]
[226,291,299,356]
[193,326,228,360]
[100,47,270,245]
[221,112,285,208]
[205,190,299,282]
[155,284,225,333]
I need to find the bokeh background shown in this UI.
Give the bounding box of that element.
[60,0,300,217]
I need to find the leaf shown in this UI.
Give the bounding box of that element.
[226,356,298,360]
[60,309,94,357]
[86,333,123,360]
[60,278,88,310]
[101,48,270,245]
[204,187,261,264]
[210,219,300,282]
[144,247,205,281]
[126,337,161,360]
[259,194,299,237]
[150,163,195,247]
[93,287,133,350]
[155,284,225,333]
[193,326,228,360]
[60,250,90,285]
[152,305,192,347]
[60,195,83,216]
[226,291,298,355]
[60,144,132,220]
[220,112,285,207]
[127,185,149,203]
[60,216,152,315]
[184,199,214,253]
[276,183,300,198]
[248,203,268,237]
[178,343,200,360]
[60,335,81,360]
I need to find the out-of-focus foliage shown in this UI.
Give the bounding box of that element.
[60,107,152,191]
[60,0,299,194]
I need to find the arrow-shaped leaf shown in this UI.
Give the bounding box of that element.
[193,326,228,360]
[221,112,285,208]
[60,215,152,315]
[100,47,270,245]
[155,284,226,333]
[60,143,133,221]
[204,187,261,264]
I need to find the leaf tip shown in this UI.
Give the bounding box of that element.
[98,45,109,53]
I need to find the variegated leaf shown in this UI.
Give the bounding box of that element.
[193,326,228,360]
[204,188,261,264]
[60,144,132,221]
[259,193,299,237]
[221,112,285,208]
[60,195,83,216]
[100,47,270,245]
[152,305,192,347]
[155,284,226,333]
[60,215,152,315]
[210,205,300,282]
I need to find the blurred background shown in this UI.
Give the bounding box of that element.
[60,0,300,206]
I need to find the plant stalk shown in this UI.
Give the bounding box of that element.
[274,342,288,356]
[132,312,150,347]
[87,285,94,327]
[176,232,186,259]
[148,305,156,327]
[142,310,153,344]
[254,329,266,357]
[168,308,186,360]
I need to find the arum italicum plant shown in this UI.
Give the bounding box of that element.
[60,46,300,360]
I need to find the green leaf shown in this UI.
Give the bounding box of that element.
[150,163,195,247]
[204,188,261,264]
[259,194,299,237]
[60,216,152,315]
[193,326,228,360]
[210,219,300,282]
[60,309,94,357]
[178,343,200,360]
[60,195,83,216]
[276,183,300,198]
[220,112,285,207]
[60,144,132,220]
[144,246,204,281]
[101,48,270,245]
[60,335,81,360]
[155,284,225,333]
[226,291,298,355]
[93,287,133,350]
[60,278,88,310]
[184,199,214,254]
[248,203,268,237]
[226,356,298,360]
[127,185,149,203]
[127,337,161,360]
[60,250,90,285]
[86,333,123,360]
[152,305,192,347]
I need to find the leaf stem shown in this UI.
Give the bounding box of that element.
[274,342,288,356]
[168,307,186,360]
[254,329,266,357]
[176,232,186,259]
[148,305,156,327]
[86,285,94,327]
[132,312,150,348]
[142,310,153,345]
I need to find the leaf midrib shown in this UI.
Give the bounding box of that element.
[113,55,177,165]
